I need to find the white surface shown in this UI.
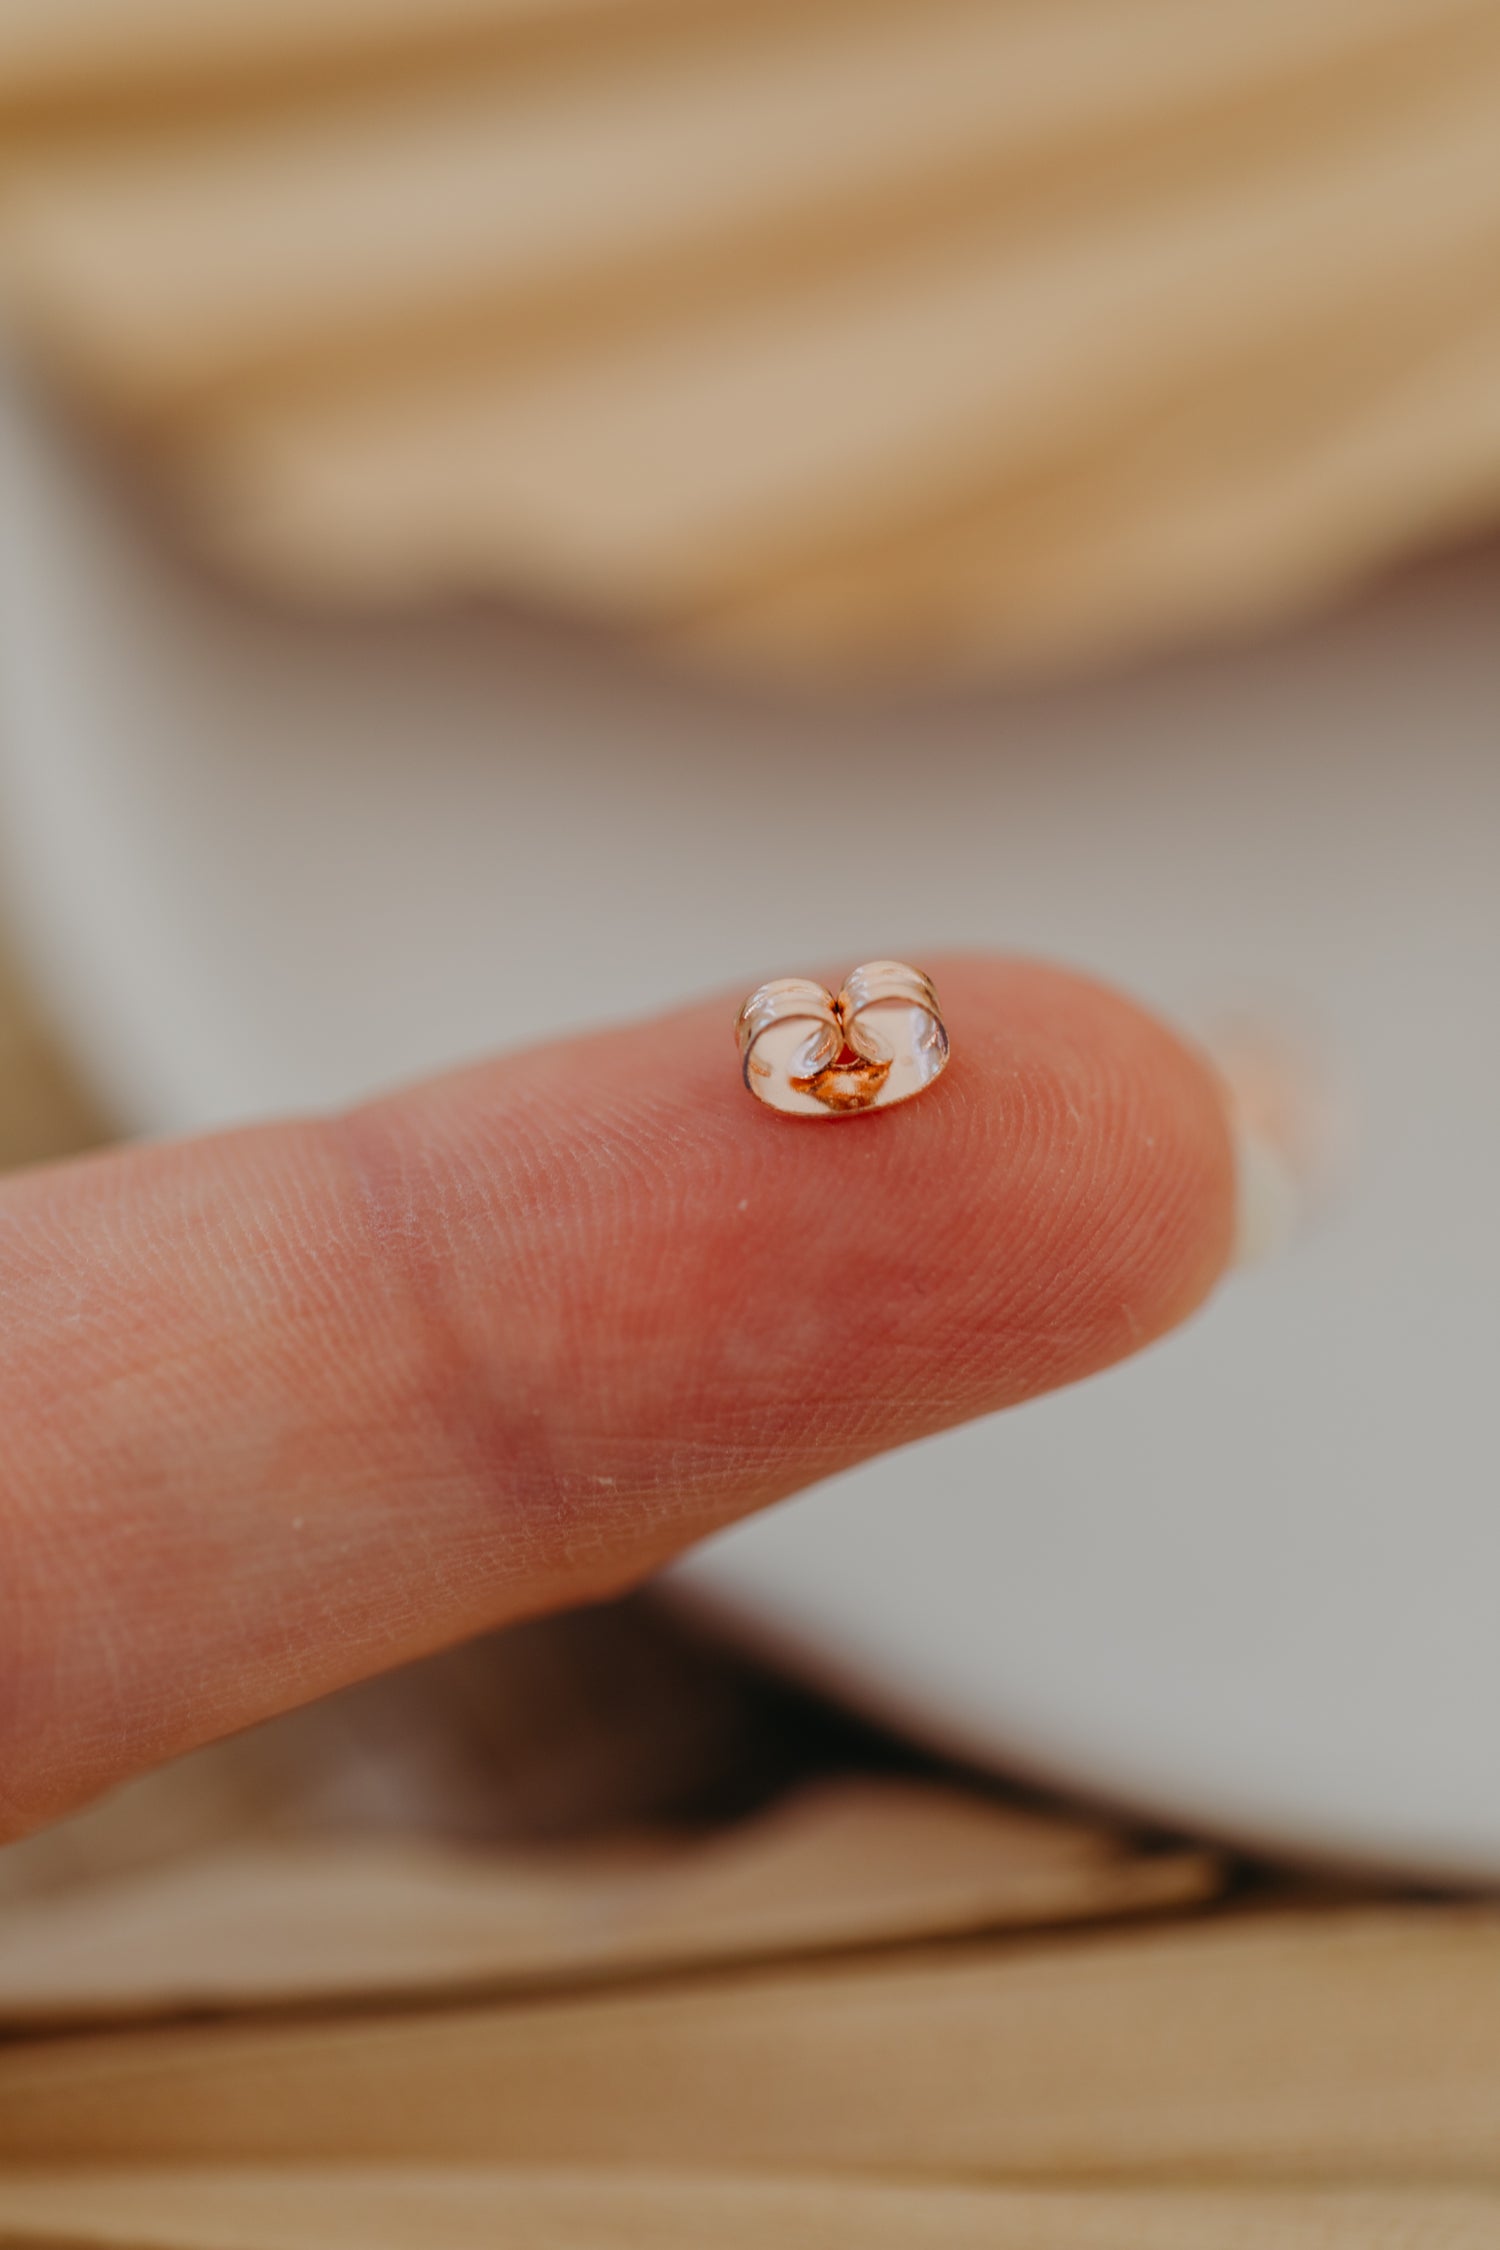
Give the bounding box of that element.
[2,384,1498,1878]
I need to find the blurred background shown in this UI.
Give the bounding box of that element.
[1,0,1499,1907]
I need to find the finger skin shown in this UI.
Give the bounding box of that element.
[0,957,1233,1839]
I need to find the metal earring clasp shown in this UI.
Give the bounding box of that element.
[735,961,949,1118]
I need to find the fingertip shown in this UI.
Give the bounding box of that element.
[0,950,1238,1837]
[875,952,1236,1404]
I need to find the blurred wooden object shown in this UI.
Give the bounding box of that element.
[0,1780,1218,2025]
[2,0,1498,676]
[4,2169,1500,2250]
[4,1905,1498,2174]
[0,0,1451,418]
[0,0,736,126]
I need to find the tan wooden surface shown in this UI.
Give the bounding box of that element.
[0,0,1447,419]
[2,1904,1497,2176]
[3,2170,1500,2250]
[2,0,1497,675]
[0,1779,1219,2026]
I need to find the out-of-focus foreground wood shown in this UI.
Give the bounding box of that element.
[6,1902,1500,2176]
[0,1779,1220,2026]
[1,0,1498,676]
[4,2170,1500,2250]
